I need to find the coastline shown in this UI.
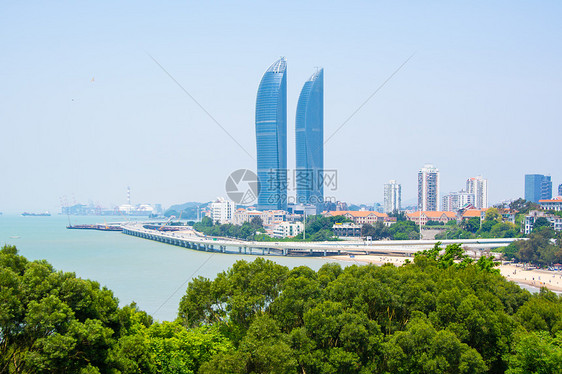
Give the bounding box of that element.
[328,254,562,292]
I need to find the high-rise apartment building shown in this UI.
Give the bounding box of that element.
[256,58,287,211]
[442,190,475,212]
[466,176,488,209]
[384,180,401,213]
[525,174,552,203]
[418,164,440,211]
[296,68,324,207]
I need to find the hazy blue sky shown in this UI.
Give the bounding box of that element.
[1,1,561,213]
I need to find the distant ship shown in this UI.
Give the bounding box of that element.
[21,212,51,216]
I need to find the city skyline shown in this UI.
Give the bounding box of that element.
[1,2,561,213]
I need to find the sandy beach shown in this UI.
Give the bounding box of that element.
[329,255,562,292]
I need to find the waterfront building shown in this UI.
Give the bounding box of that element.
[539,196,562,211]
[383,180,401,213]
[407,211,456,226]
[525,174,552,203]
[418,164,440,211]
[256,57,287,211]
[296,68,324,207]
[441,190,475,212]
[272,221,304,238]
[208,197,236,224]
[466,176,488,209]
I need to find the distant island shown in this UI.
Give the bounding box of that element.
[21,212,51,216]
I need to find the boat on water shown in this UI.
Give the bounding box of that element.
[22,212,51,216]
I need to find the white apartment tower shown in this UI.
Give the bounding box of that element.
[384,180,401,213]
[418,164,440,211]
[466,176,488,209]
[208,197,236,224]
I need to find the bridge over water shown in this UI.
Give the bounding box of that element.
[121,223,519,258]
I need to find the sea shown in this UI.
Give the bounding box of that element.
[0,215,343,321]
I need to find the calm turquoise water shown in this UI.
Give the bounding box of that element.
[0,215,341,321]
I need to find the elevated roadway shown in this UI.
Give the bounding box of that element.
[122,223,519,258]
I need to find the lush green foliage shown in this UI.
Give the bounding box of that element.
[3,243,562,374]
[192,216,264,241]
[178,244,562,374]
[193,215,350,242]
[362,220,420,240]
[293,215,351,241]
[0,245,230,374]
[436,209,523,241]
[503,227,562,266]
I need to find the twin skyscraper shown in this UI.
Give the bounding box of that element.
[255,57,324,211]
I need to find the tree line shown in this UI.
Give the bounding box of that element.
[2,244,561,373]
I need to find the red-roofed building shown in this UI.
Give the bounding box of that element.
[407,211,456,226]
[540,196,562,211]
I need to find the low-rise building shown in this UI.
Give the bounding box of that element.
[332,222,362,237]
[272,221,304,238]
[407,211,457,226]
[232,208,263,226]
[325,210,391,225]
[524,210,562,234]
[457,208,516,224]
[539,196,562,211]
[458,209,485,221]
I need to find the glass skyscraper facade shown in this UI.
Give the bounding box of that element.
[525,174,552,203]
[296,69,324,207]
[255,58,287,210]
